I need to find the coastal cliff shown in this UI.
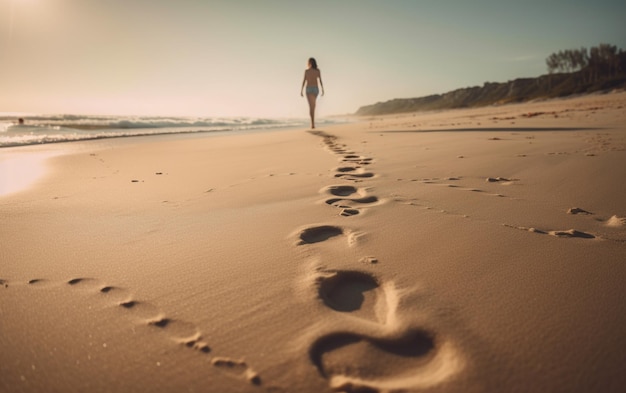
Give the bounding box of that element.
[355,71,626,116]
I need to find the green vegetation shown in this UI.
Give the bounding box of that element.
[356,43,626,116]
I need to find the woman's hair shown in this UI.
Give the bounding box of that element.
[308,57,318,69]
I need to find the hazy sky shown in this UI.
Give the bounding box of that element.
[1,0,625,118]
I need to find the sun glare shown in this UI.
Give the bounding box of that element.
[0,151,57,197]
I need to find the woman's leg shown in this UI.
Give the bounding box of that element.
[306,93,317,128]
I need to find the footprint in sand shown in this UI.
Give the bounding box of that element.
[327,185,360,197]
[310,131,380,206]
[308,130,375,177]
[297,225,344,244]
[65,277,212,352]
[211,357,261,385]
[323,185,381,217]
[485,177,519,184]
[342,155,373,165]
[310,330,452,392]
[337,208,361,217]
[606,215,626,227]
[504,224,597,239]
[296,225,362,247]
[336,166,360,173]
[567,207,592,215]
[334,171,375,181]
[312,268,401,327]
[308,130,337,147]
[310,270,462,392]
[67,277,100,286]
[411,177,508,198]
[317,270,384,322]
[27,278,54,286]
[549,229,596,239]
[325,196,380,215]
[308,130,362,156]
[328,144,354,155]
[307,130,354,155]
[3,276,260,386]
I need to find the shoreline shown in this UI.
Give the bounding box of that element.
[1,92,625,392]
[2,90,619,197]
[0,120,323,149]
[0,123,319,196]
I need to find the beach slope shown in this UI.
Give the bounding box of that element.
[2,92,626,392]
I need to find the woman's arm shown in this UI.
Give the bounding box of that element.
[319,71,324,96]
[301,71,307,96]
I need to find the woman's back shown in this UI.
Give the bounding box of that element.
[304,68,321,87]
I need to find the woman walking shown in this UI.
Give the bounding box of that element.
[301,57,324,129]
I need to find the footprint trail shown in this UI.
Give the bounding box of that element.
[308,130,381,217]
[309,268,463,392]
[0,277,261,387]
[299,131,462,392]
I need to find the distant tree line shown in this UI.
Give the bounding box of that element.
[546,43,626,83]
[355,44,626,115]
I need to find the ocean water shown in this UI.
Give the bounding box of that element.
[0,114,336,147]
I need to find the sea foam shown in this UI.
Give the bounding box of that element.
[0,114,336,147]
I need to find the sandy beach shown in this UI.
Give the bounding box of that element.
[1,92,626,392]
